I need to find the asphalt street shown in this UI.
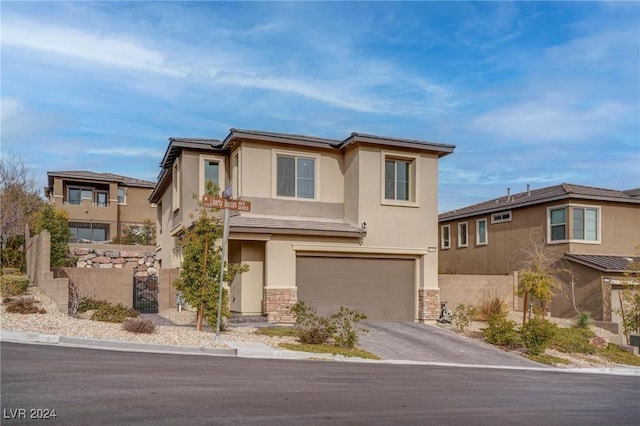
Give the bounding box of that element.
[2,342,639,425]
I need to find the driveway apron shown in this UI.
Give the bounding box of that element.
[359,322,543,368]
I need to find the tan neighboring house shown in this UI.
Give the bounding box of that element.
[149,129,455,323]
[45,171,156,243]
[438,183,640,324]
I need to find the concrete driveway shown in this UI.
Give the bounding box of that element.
[358,322,543,368]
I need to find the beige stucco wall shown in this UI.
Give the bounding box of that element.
[119,186,156,224]
[438,273,519,312]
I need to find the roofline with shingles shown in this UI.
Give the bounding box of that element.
[439,183,640,222]
[564,253,638,273]
[47,171,155,188]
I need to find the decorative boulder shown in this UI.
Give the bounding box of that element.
[589,336,608,349]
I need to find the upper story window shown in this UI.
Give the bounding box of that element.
[117,188,126,205]
[68,188,93,205]
[381,152,419,206]
[96,191,108,207]
[476,218,488,245]
[276,154,316,199]
[200,156,221,196]
[491,210,512,224]
[441,225,451,249]
[547,204,600,243]
[172,159,180,212]
[458,222,468,248]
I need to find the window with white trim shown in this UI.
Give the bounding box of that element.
[276,154,316,199]
[172,159,180,212]
[476,218,488,245]
[199,156,222,197]
[547,205,600,243]
[491,210,512,224]
[381,152,419,206]
[458,222,468,248]
[117,188,126,205]
[572,207,598,241]
[441,225,451,249]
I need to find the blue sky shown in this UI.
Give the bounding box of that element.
[1,1,639,213]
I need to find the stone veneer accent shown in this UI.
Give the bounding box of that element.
[68,247,157,277]
[418,288,440,321]
[263,287,297,324]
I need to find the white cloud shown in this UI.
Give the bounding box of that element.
[84,148,163,158]
[1,18,185,77]
[1,98,25,122]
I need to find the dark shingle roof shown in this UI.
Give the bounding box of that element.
[229,215,365,238]
[564,254,639,273]
[439,183,640,221]
[47,171,155,188]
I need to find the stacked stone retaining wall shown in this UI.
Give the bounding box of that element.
[69,246,157,277]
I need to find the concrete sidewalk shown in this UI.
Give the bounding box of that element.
[2,329,640,376]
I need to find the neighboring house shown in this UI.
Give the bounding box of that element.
[438,183,640,323]
[45,171,156,243]
[149,129,455,323]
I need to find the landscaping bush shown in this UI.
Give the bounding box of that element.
[521,317,558,355]
[122,318,157,334]
[3,296,46,314]
[476,289,509,321]
[331,307,368,349]
[0,274,29,297]
[91,302,139,323]
[574,311,592,329]
[77,298,111,313]
[452,303,477,332]
[549,327,596,355]
[290,301,368,348]
[483,314,519,347]
[1,267,21,275]
[290,301,335,344]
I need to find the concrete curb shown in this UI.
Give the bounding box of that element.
[2,329,639,376]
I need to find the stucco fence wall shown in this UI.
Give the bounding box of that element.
[438,273,521,314]
[25,230,180,313]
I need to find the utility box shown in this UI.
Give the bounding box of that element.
[630,334,640,348]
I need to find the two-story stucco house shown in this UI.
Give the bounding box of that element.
[45,171,156,243]
[149,129,455,323]
[438,183,640,325]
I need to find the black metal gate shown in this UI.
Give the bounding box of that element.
[133,275,159,313]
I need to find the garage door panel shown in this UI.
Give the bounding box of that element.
[296,256,415,322]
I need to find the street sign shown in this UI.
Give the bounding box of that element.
[201,195,251,212]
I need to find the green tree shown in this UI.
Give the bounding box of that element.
[516,228,570,326]
[0,154,44,270]
[33,204,72,267]
[615,251,640,345]
[173,201,248,331]
[114,219,156,245]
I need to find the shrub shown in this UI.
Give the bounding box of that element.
[3,296,46,314]
[330,307,368,349]
[91,302,139,323]
[483,314,519,347]
[549,327,596,354]
[0,274,29,297]
[78,298,111,313]
[574,311,592,329]
[521,317,558,355]
[290,301,335,344]
[452,303,477,332]
[1,267,21,275]
[476,290,509,321]
[122,318,157,334]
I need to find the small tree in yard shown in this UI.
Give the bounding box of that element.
[33,203,72,267]
[615,250,640,345]
[173,198,248,331]
[516,228,570,326]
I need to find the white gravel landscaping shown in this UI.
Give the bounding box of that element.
[1,287,296,349]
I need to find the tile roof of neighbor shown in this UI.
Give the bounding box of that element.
[439,183,640,221]
[229,215,365,237]
[47,171,155,188]
[564,254,639,273]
